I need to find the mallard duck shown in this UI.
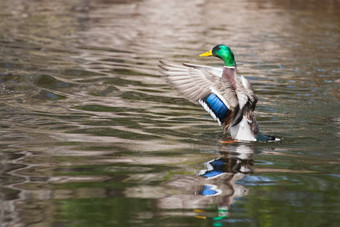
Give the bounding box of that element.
[159,44,277,142]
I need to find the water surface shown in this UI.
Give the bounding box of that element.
[0,0,339,226]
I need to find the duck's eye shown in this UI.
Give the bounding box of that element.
[213,46,221,52]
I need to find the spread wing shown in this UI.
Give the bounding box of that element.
[231,75,258,127]
[182,63,223,78]
[159,61,239,128]
[239,76,258,110]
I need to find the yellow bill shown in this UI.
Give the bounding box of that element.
[199,49,213,57]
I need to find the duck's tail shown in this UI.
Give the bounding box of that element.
[256,132,280,142]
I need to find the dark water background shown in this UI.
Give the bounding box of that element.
[0,0,339,226]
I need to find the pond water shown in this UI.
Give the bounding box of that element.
[0,0,339,226]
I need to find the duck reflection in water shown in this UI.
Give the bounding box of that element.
[156,144,254,221]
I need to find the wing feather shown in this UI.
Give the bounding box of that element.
[240,75,258,110]
[182,63,223,78]
[159,61,239,128]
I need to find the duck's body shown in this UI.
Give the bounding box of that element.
[159,44,276,142]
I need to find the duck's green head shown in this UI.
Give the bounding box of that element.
[199,44,236,67]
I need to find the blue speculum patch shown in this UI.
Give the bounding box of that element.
[199,158,227,179]
[203,93,231,122]
[200,185,220,196]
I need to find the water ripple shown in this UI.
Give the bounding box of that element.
[0,0,339,226]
